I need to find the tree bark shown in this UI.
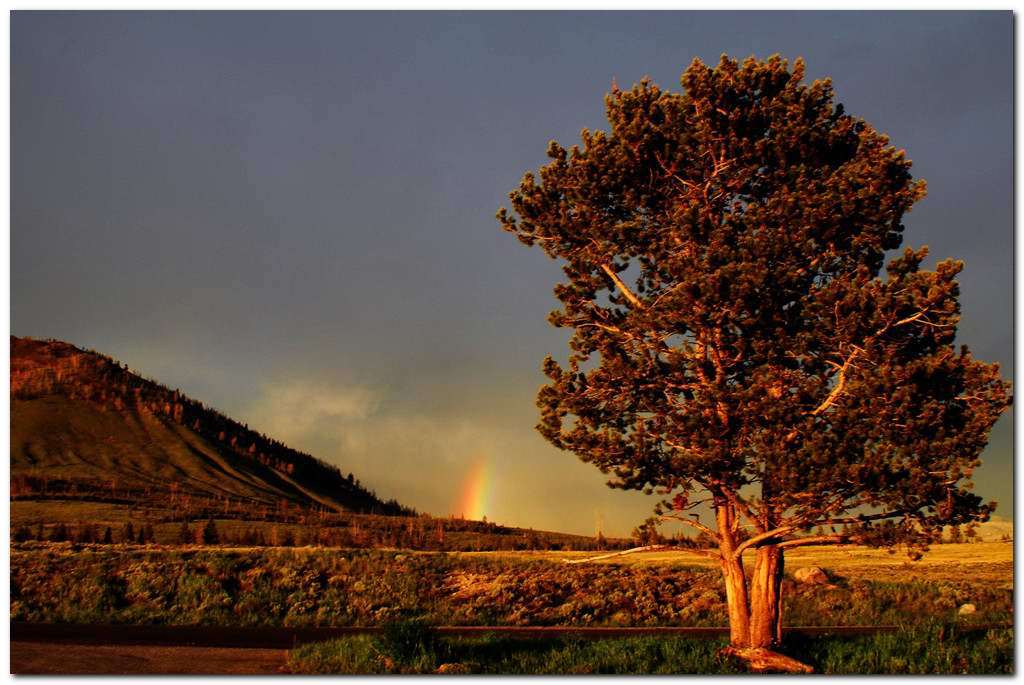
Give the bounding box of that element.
[716,506,751,646]
[721,553,751,646]
[747,544,784,648]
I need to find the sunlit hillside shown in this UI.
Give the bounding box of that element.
[11,336,408,514]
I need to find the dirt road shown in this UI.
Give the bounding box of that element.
[10,642,288,675]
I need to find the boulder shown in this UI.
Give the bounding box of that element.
[958,603,977,616]
[793,566,830,585]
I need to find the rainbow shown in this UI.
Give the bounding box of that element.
[455,457,491,520]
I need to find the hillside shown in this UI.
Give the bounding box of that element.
[11,336,410,515]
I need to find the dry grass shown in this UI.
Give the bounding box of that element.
[10,541,1012,629]
[11,500,137,527]
[507,541,1012,584]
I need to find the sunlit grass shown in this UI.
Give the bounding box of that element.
[11,542,1012,628]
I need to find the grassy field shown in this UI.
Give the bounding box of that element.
[11,541,1012,627]
[287,624,1014,675]
[540,541,1014,583]
[10,540,1012,674]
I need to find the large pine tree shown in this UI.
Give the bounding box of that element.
[498,55,1010,670]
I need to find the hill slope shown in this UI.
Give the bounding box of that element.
[11,336,410,515]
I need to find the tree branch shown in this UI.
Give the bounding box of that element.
[814,509,912,526]
[658,513,720,541]
[563,544,671,564]
[725,491,764,534]
[808,307,935,418]
[810,349,860,416]
[892,309,929,328]
[600,264,645,310]
[777,534,852,549]
[731,526,798,559]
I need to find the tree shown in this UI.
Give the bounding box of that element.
[49,523,69,543]
[177,521,193,544]
[498,55,1010,670]
[201,519,220,545]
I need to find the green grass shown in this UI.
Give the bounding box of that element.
[286,624,1013,674]
[288,627,741,675]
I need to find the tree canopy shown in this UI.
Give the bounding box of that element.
[499,54,1010,660]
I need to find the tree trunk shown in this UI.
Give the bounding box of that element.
[720,552,751,646]
[715,506,750,646]
[715,536,812,673]
[748,544,784,648]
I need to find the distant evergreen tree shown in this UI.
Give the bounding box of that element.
[201,519,219,545]
[177,521,193,544]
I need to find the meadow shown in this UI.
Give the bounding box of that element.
[11,541,1011,628]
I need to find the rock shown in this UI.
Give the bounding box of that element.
[793,566,830,585]
[436,663,471,674]
[958,603,977,616]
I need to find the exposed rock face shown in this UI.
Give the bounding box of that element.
[792,566,830,586]
[11,338,97,397]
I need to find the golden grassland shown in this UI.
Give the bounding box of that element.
[10,540,1012,629]
[457,540,1013,583]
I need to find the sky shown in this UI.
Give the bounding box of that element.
[11,11,1012,537]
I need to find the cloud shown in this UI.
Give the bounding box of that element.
[242,379,380,447]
